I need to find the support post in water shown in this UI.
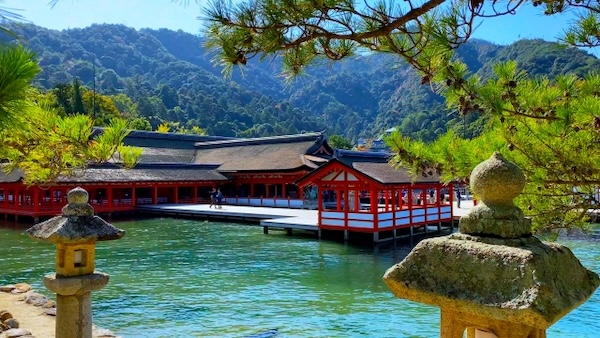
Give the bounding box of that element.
[383,152,600,337]
[27,187,125,338]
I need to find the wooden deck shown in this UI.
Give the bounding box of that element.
[136,204,319,232]
[137,200,476,242]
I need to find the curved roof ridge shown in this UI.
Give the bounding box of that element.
[194,131,325,148]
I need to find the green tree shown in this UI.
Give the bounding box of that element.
[328,134,353,150]
[82,90,122,126]
[129,117,152,131]
[204,0,600,231]
[72,78,86,115]
[52,82,73,115]
[0,45,139,184]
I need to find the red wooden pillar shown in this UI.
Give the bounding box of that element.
[174,184,179,204]
[250,183,255,197]
[436,185,441,220]
[48,188,53,209]
[153,185,158,205]
[3,188,8,208]
[423,186,428,223]
[282,183,287,198]
[336,189,341,210]
[408,186,413,223]
[14,187,19,208]
[391,187,397,228]
[373,188,379,233]
[317,183,323,226]
[107,186,114,208]
[193,184,198,204]
[449,184,454,213]
[385,188,390,211]
[353,189,359,212]
[33,188,40,213]
[265,184,270,198]
[370,188,377,213]
[131,186,136,207]
[344,188,348,228]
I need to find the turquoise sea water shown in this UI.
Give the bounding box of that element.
[1,218,599,338]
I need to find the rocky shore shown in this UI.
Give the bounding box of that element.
[0,283,118,338]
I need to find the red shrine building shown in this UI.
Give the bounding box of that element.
[0,130,452,239]
[296,150,454,242]
[0,130,334,221]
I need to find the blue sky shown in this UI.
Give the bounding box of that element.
[0,0,583,47]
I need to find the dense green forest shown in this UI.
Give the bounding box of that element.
[3,23,599,141]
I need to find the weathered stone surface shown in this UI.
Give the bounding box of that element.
[44,272,110,296]
[4,318,19,329]
[93,325,118,337]
[24,292,53,307]
[26,187,125,244]
[384,152,600,335]
[14,283,31,294]
[26,215,125,244]
[470,151,525,206]
[62,187,94,216]
[0,310,13,321]
[461,151,531,238]
[384,234,600,329]
[459,206,532,238]
[4,328,32,338]
[43,308,56,316]
[0,285,15,293]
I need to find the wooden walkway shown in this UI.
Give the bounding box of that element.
[136,204,319,232]
[137,200,476,239]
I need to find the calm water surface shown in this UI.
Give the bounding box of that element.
[1,218,599,337]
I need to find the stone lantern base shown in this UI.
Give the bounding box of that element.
[44,272,110,338]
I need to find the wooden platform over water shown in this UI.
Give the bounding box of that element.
[137,204,319,232]
[137,201,476,243]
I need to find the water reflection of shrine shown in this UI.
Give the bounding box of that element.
[297,151,454,242]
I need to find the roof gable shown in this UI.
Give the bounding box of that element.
[193,132,333,171]
[297,157,441,187]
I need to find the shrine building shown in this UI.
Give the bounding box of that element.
[296,149,454,242]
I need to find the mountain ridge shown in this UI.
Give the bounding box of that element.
[4,23,599,141]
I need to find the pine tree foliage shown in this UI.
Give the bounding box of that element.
[0,45,139,185]
[204,0,600,231]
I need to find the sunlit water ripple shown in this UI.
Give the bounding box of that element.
[1,218,599,337]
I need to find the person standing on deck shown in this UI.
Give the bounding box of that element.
[216,189,223,209]
[456,188,462,208]
[209,188,217,208]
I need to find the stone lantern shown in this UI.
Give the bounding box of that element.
[27,187,125,338]
[383,152,599,338]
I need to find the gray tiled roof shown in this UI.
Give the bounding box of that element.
[353,162,440,184]
[94,128,235,150]
[193,132,332,171]
[0,165,228,184]
[0,168,24,183]
[135,147,197,163]
[65,168,227,183]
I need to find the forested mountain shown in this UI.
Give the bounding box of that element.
[4,23,599,141]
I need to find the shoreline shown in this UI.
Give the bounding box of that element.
[0,284,118,338]
[0,286,55,338]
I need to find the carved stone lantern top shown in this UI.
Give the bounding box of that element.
[460,151,531,238]
[383,153,600,334]
[26,187,125,244]
[471,151,525,207]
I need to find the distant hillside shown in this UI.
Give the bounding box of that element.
[4,23,599,141]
